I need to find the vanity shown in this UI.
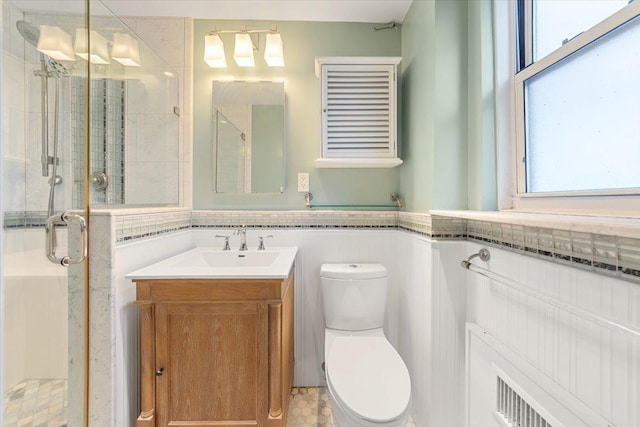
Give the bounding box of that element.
[127,246,297,427]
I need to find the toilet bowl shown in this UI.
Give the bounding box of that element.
[321,263,411,427]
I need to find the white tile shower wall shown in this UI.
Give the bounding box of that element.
[87,213,116,427]
[2,1,26,213]
[2,229,68,392]
[1,54,26,213]
[465,241,640,427]
[122,17,193,207]
[23,13,76,213]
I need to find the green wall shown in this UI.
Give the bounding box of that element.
[399,0,496,212]
[400,0,471,212]
[432,0,469,209]
[194,3,498,212]
[193,20,402,209]
[399,0,436,213]
[251,105,285,193]
[467,0,497,210]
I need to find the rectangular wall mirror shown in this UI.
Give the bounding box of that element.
[212,81,285,193]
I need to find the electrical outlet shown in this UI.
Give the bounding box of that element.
[297,173,309,192]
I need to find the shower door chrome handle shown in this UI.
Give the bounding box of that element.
[46,212,88,266]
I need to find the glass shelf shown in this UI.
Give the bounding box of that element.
[304,192,402,210]
[309,204,399,210]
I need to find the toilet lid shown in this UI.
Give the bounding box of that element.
[327,336,411,423]
[321,263,388,280]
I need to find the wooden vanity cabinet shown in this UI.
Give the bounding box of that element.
[134,271,294,427]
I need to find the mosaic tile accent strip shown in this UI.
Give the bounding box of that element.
[430,215,467,239]
[286,387,416,427]
[397,212,433,236]
[3,211,56,229]
[452,216,640,283]
[192,210,398,229]
[3,379,67,427]
[107,208,640,283]
[115,210,191,243]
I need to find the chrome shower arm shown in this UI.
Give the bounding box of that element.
[40,56,49,177]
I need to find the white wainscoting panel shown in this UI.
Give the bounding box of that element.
[394,230,434,427]
[465,241,640,427]
[430,241,467,427]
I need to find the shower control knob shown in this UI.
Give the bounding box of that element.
[155,368,164,376]
[91,172,109,191]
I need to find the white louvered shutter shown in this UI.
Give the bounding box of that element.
[321,63,397,159]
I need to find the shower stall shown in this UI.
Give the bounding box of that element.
[1,1,181,426]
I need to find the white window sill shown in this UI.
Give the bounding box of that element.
[430,209,640,240]
[314,158,403,168]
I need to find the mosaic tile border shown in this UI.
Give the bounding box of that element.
[190,210,640,283]
[3,211,57,228]
[20,207,633,284]
[192,210,398,229]
[114,211,191,243]
[453,216,640,283]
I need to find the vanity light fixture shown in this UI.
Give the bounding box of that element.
[204,34,227,68]
[204,27,284,68]
[233,33,255,67]
[37,25,76,61]
[73,28,110,64]
[264,33,284,67]
[111,33,142,67]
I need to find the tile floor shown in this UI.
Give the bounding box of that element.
[3,379,67,427]
[4,383,413,427]
[286,387,416,427]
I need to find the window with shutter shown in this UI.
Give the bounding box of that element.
[315,57,402,168]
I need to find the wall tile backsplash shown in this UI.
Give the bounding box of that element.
[461,217,640,283]
[114,210,191,242]
[6,208,638,283]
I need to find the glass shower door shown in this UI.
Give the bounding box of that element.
[1,1,90,426]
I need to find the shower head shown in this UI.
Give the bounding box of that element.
[16,20,72,78]
[45,56,72,77]
[16,20,40,47]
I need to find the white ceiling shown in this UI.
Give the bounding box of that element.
[13,0,412,23]
[102,0,413,23]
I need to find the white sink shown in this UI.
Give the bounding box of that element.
[126,246,298,280]
[170,250,280,268]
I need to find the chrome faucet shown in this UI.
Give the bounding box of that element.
[214,234,231,251]
[257,235,273,251]
[234,226,248,251]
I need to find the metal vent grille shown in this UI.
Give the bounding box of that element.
[497,377,553,427]
[321,64,395,158]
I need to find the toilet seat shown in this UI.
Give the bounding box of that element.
[326,335,411,423]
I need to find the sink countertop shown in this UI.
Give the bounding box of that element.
[126,246,298,280]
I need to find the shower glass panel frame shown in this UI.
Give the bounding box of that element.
[3,1,180,425]
[2,1,90,426]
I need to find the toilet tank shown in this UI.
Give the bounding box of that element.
[320,263,388,331]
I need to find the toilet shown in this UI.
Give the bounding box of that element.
[321,263,411,427]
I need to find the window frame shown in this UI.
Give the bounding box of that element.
[507,0,640,215]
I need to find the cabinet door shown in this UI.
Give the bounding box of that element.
[155,302,268,427]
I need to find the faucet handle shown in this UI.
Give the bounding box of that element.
[257,235,274,251]
[214,234,231,251]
